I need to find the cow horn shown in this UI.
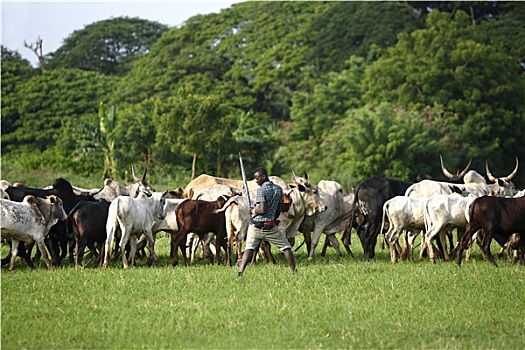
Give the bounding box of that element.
[457,158,472,178]
[440,155,455,179]
[142,166,147,182]
[292,170,299,183]
[132,164,141,182]
[504,157,519,182]
[485,161,498,183]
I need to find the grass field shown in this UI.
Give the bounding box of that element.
[2,234,525,349]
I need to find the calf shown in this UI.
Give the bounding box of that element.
[103,191,167,269]
[424,193,477,263]
[67,199,111,268]
[1,195,67,270]
[380,195,427,264]
[171,197,229,266]
[456,195,525,266]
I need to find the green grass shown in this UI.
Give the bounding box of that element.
[2,235,525,349]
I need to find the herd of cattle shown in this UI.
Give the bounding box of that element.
[1,157,524,271]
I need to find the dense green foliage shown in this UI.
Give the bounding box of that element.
[2,2,524,189]
[2,237,525,349]
[46,17,169,75]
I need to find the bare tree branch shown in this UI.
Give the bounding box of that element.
[24,36,45,72]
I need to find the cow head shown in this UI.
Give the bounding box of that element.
[287,185,326,216]
[291,170,318,193]
[486,157,519,197]
[440,155,472,181]
[132,164,156,196]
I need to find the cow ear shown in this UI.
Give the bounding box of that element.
[304,171,309,180]
[26,195,37,205]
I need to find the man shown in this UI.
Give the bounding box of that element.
[238,167,297,276]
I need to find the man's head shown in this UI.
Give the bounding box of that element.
[254,167,269,186]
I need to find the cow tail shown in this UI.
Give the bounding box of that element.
[424,199,432,238]
[106,200,119,258]
[216,195,240,213]
[343,184,361,243]
[380,201,388,241]
[66,201,82,239]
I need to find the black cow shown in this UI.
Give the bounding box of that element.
[456,195,525,267]
[67,199,111,268]
[5,178,96,265]
[343,176,413,260]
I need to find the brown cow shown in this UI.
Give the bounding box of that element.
[456,195,525,266]
[171,197,229,266]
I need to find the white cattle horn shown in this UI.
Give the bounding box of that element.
[292,170,299,183]
[440,155,455,178]
[504,157,519,182]
[132,164,140,182]
[142,166,147,182]
[457,158,472,178]
[485,161,497,183]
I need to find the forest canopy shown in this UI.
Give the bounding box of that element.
[2,1,524,189]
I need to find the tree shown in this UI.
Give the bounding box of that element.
[47,17,168,75]
[153,88,235,178]
[1,68,116,166]
[364,10,525,182]
[23,37,46,72]
[306,1,424,73]
[326,103,441,185]
[276,56,367,182]
[1,47,36,137]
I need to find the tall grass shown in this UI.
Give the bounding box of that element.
[2,236,525,349]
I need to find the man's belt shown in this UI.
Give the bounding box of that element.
[251,220,278,230]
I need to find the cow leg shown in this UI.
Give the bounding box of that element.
[341,230,353,257]
[518,235,525,266]
[321,238,329,257]
[201,233,215,264]
[119,230,130,269]
[481,230,497,267]
[446,230,454,256]
[449,228,464,259]
[260,241,275,264]
[145,240,156,267]
[144,230,157,267]
[8,239,21,271]
[439,230,449,261]
[388,240,398,264]
[426,232,437,263]
[302,231,312,257]
[308,228,324,260]
[35,239,53,269]
[456,227,477,266]
[329,234,344,259]
[75,237,82,268]
[128,236,139,267]
[406,230,419,261]
[171,231,189,266]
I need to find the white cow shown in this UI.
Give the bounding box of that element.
[380,196,428,264]
[1,195,67,270]
[423,193,477,263]
[298,180,355,260]
[407,158,519,199]
[103,191,167,269]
